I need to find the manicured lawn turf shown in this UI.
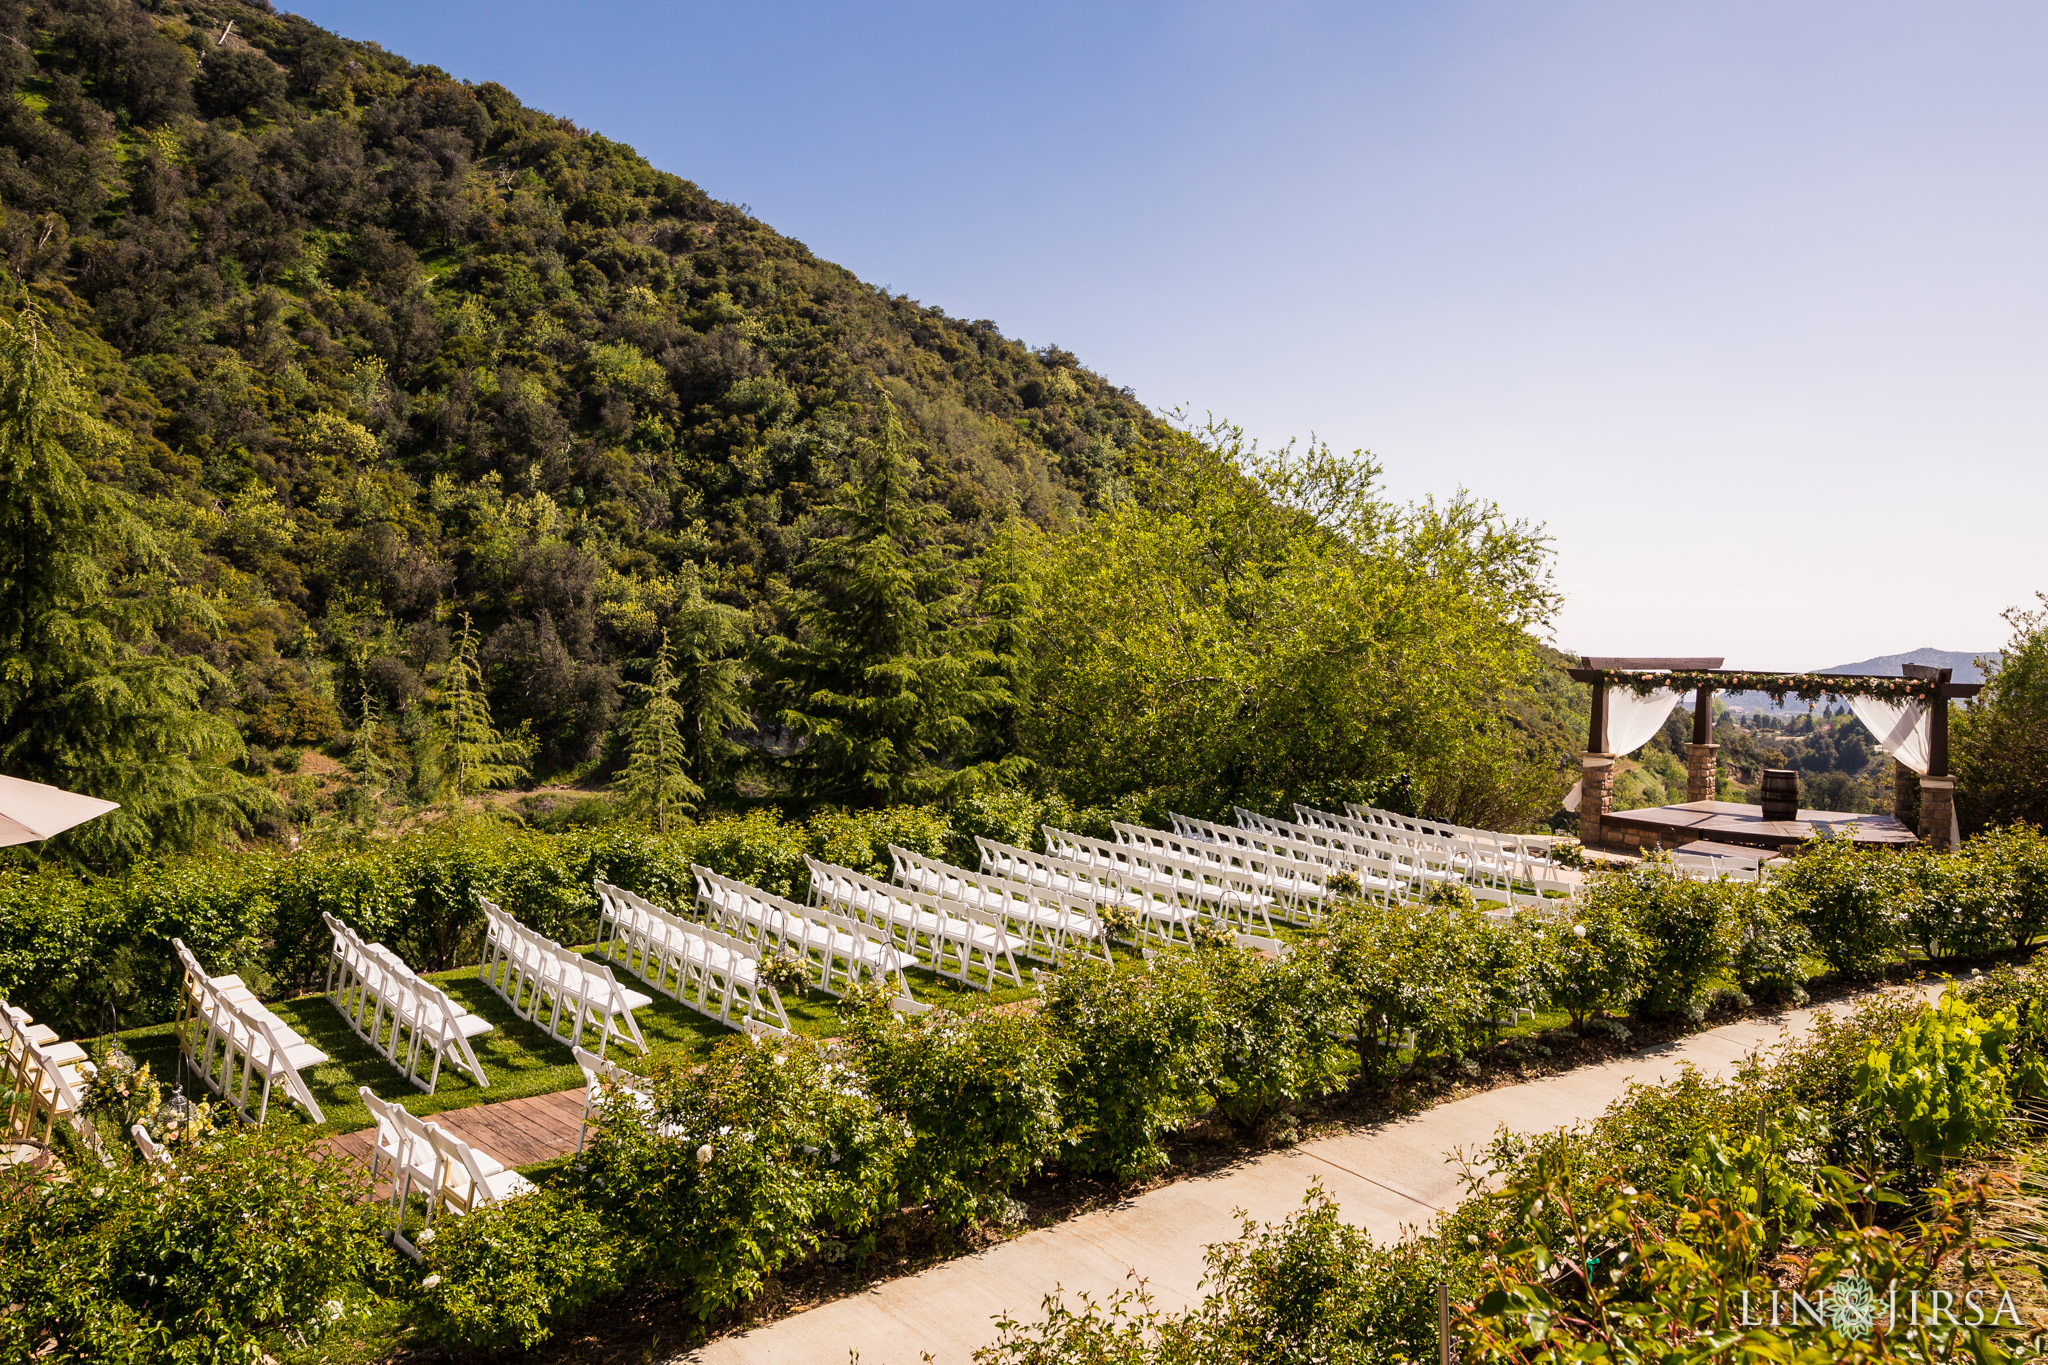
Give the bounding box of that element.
[117,943,1044,1139]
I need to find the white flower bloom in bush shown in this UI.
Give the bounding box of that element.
[415,1226,434,1244]
[696,1143,713,1165]
[1572,923,1587,939]
[421,1274,442,1289]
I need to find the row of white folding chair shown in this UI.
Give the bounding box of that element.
[1339,803,1548,886]
[974,834,1203,946]
[1113,821,1323,925]
[1291,805,1497,890]
[0,999,94,1147]
[322,913,492,1093]
[477,896,652,1056]
[572,1044,660,1153]
[806,858,1025,990]
[172,938,328,1125]
[1201,809,1419,907]
[887,844,1110,965]
[1672,853,1762,883]
[1231,807,1513,905]
[1346,802,1560,862]
[359,1087,532,1257]
[689,867,912,1000]
[592,879,792,1033]
[1043,826,1277,935]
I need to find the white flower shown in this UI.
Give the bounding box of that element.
[421,1274,442,1290]
[1621,1185,1637,1196]
[416,1227,435,1244]
[324,1300,346,1322]
[696,1143,713,1165]
[1571,923,1587,939]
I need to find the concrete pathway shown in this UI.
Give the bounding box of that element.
[684,987,1936,1365]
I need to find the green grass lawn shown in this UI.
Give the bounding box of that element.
[117,943,1044,1139]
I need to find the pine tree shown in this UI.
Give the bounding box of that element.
[340,690,392,823]
[437,614,534,802]
[667,571,753,794]
[774,396,1007,803]
[0,299,262,863]
[615,629,701,831]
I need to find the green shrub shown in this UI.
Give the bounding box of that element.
[949,786,1075,861]
[1535,896,1647,1030]
[846,998,1066,1226]
[674,807,812,899]
[576,1035,909,1318]
[1855,989,2024,1169]
[1196,943,1347,1130]
[1306,900,1504,1075]
[1962,821,2048,948]
[1773,836,1906,976]
[807,804,955,880]
[0,1129,390,1364]
[416,1188,625,1351]
[1038,957,1219,1180]
[1727,880,1815,1005]
[1895,846,2008,962]
[1589,859,1732,1021]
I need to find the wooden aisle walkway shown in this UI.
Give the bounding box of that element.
[323,1086,589,1171]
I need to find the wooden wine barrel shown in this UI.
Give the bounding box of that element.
[1759,768,1799,822]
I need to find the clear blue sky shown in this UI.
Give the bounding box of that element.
[291,0,2047,670]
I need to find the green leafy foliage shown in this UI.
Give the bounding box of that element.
[0,301,264,865]
[1771,837,1907,977]
[1854,989,2020,1169]
[1017,425,1567,827]
[0,0,1157,846]
[0,1129,390,1364]
[1037,957,1220,1180]
[1197,941,1348,1130]
[1955,596,2048,832]
[415,1187,625,1351]
[844,996,1066,1227]
[575,1036,910,1318]
[1536,897,1648,1031]
[1583,857,1731,1021]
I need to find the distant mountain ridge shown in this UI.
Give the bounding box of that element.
[1723,648,1997,714]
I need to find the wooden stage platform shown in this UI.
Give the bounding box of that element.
[1601,800,1916,852]
[323,1085,588,1176]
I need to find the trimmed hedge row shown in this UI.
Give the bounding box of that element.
[0,806,953,1035]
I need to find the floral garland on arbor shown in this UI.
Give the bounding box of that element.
[1604,669,1936,704]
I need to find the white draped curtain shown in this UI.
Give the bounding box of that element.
[1563,686,1684,812]
[1849,695,1958,846]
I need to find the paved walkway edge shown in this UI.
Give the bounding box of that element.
[682,986,1940,1365]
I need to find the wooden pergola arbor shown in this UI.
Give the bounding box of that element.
[1566,656,1982,853]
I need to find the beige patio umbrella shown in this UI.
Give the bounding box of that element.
[0,773,119,847]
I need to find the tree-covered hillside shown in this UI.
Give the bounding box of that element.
[0,0,1152,776]
[0,0,1589,858]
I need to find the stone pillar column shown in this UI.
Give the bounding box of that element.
[1685,743,1719,803]
[1578,754,1616,848]
[1893,760,1919,828]
[1918,776,1956,852]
